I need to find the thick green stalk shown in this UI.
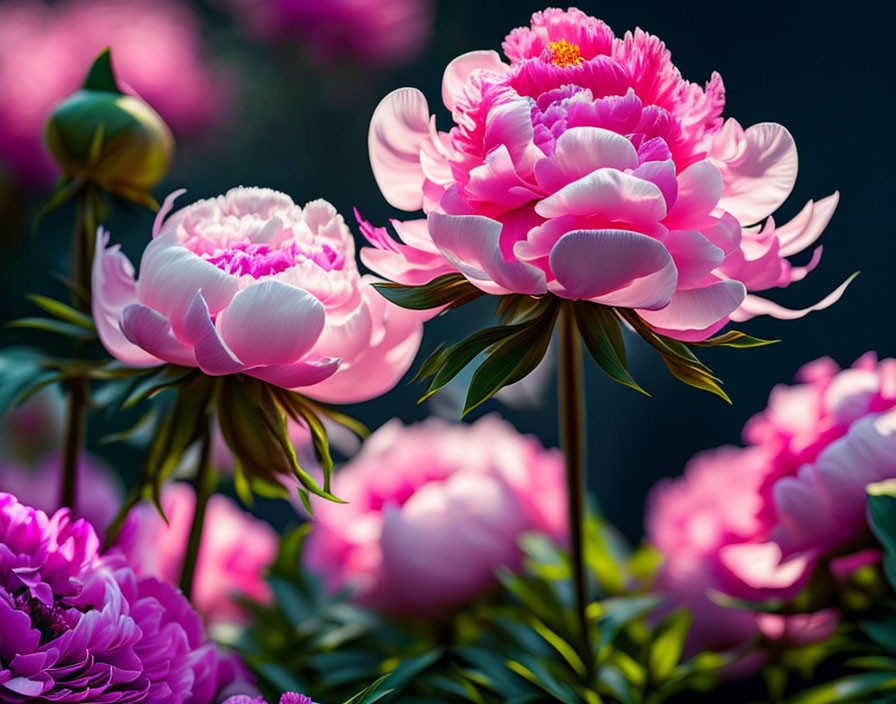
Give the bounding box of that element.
[179,424,216,600]
[557,303,593,679]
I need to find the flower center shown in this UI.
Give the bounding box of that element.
[14,588,70,645]
[549,39,583,68]
[201,240,343,278]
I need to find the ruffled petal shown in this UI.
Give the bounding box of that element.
[548,229,677,308]
[368,88,431,211]
[777,193,839,257]
[442,50,506,112]
[534,127,639,192]
[535,168,667,223]
[428,213,546,295]
[638,280,746,331]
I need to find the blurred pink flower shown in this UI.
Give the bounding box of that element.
[219,0,434,66]
[0,453,123,539]
[93,187,424,402]
[362,7,845,340]
[0,0,225,184]
[647,353,896,655]
[125,482,277,625]
[304,415,567,615]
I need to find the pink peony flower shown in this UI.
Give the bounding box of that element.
[223,694,312,704]
[0,492,220,703]
[304,415,567,615]
[646,353,896,655]
[0,0,225,184]
[123,482,277,625]
[362,7,844,340]
[93,187,424,402]
[217,0,434,66]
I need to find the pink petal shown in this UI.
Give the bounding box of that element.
[632,159,677,212]
[217,281,325,367]
[137,233,239,339]
[719,542,811,594]
[730,274,855,322]
[535,168,667,223]
[548,229,677,308]
[777,193,839,257]
[713,120,798,225]
[92,229,161,367]
[534,127,639,192]
[664,229,725,286]
[120,304,196,367]
[247,356,340,389]
[638,280,746,331]
[428,213,546,295]
[182,292,244,375]
[664,159,723,226]
[368,88,431,211]
[152,189,186,238]
[442,50,506,112]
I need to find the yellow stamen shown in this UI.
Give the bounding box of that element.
[549,39,583,68]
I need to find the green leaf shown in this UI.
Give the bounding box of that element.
[7,317,96,340]
[868,480,896,591]
[26,294,95,330]
[788,671,896,704]
[691,330,778,348]
[0,347,57,416]
[595,595,663,650]
[648,610,692,683]
[341,675,396,704]
[373,274,483,311]
[861,617,896,654]
[574,303,647,395]
[82,48,122,93]
[462,306,558,416]
[660,354,731,403]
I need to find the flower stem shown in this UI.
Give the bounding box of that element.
[557,302,592,679]
[179,422,216,600]
[59,186,98,509]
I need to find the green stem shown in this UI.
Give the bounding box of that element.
[59,186,97,509]
[179,423,216,600]
[557,303,593,680]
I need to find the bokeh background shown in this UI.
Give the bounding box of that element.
[0,0,891,542]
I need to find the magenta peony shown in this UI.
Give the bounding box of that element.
[646,353,896,654]
[93,187,423,401]
[217,0,434,66]
[0,492,220,702]
[123,483,277,625]
[362,7,844,340]
[0,0,224,184]
[223,694,312,704]
[304,415,567,615]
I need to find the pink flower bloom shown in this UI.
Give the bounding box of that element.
[362,7,844,340]
[123,483,277,625]
[93,187,424,402]
[218,0,434,66]
[304,415,567,615]
[223,694,312,704]
[647,353,896,655]
[0,0,225,184]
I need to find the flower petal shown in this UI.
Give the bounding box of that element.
[247,357,340,389]
[638,280,746,331]
[92,229,162,367]
[535,168,667,223]
[120,304,196,367]
[368,87,431,211]
[664,159,723,226]
[217,280,325,367]
[182,291,244,375]
[548,229,677,308]
[442,50,506,112]
[534,127,639,192]
[713,120,798,225]
[777,192,839,257]
[730,275,855,322]
[428,213,546,295]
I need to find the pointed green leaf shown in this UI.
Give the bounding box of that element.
[574,303,646,395]
[373,273,483,311]
[648,610,692,682]
[82,48,122,93]
[7,317,96,340]
[691,330,779,348]
[26,294,95,329]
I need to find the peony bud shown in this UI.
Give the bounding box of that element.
[44,49,172,203]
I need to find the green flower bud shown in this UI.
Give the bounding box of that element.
[44,50,173,203]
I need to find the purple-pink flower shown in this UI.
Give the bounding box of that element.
[0,492,219,702]
[223,693,311,704]
[362,7,844,340]
[123,483,277,625]
[0,0,225,184]
[646,353,896,654]
[304,415,567,615]
[93,187,424,402]
[218,0,434,66]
